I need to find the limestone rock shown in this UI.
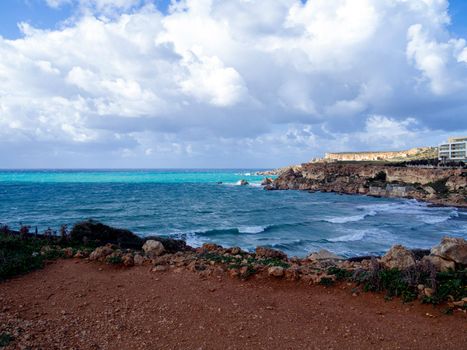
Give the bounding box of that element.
[201,243,223,252]
[142,240,165,258]
[421,255,455,272]
[73,250,89,259]
[237,179,249,186]
[380,245,416,270]
[255,247,287,260]
[268,266,284,277]
[133,254,144,266]
[122,254,134,267]
[89,245,113,261]
[261,178,273,186]
[307,249,343,262]
[430,237,467,265]
[61,247,74,258]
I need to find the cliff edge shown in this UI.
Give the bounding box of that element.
[266,163,467,207]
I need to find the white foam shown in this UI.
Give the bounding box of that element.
[329,231,366,242]
[324,210,376,224]
[238,225,266,234]
[417,215,451,224]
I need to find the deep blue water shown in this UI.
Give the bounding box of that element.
[0,169,466,257]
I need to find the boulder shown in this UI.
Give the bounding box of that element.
[133,254,144,266]
[61,247,74,258]
[237,179,249,186]
[122,254,134,267]
[255,247,287,260]
[421,255,456,272]
[430,237,467,265]
[261,178,273,186]
[70,220,142,249]
[89,245,113,261]
[142,240,165,258]
[229,247,242,255]
[143,236,191,253]
[380,245,416,270]
[201,243,223,252]
[74,250,89,259]
[307,249,343,262]
[268,266,285,277]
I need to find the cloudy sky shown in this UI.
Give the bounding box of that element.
[1,0,467,168]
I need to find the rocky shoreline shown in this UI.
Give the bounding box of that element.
[3,220,464,309]
[265,163,467,207]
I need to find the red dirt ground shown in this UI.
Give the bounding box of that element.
[0,259,466,349]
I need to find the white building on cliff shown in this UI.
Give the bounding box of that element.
[438,136,467,161]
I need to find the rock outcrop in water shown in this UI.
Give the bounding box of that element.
[266,163,467,207]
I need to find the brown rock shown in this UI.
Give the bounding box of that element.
[61,248,74,258]
[122,254,134,267]
[424,288,434,298]
[285,268,299,281]
[430,237,467,265]
[267,266,284,277]
[89,246,113,261]
[229,269,240,278]
[142,240,165,258]
[421,255,456,272]
[307,249,343,262]
[133,254,144,266]
[255,247,287,260]
[201,243,223,252]
[73,250,89,259]
[380,245,416,270]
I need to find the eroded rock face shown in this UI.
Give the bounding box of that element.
[255,247,287,260]
[380,245,416,270]
[142,240,165,258]
[430,237,467,265]
[269,163,467,207]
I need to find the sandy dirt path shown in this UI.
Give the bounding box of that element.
[0,259,466,350]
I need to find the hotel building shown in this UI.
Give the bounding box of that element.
[438,136,467,161]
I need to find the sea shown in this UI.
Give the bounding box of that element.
[0,169,466,258]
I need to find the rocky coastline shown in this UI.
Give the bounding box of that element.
[265,163,467,207]
[2,220,465,307]
[1,220,466,348]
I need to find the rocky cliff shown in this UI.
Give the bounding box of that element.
[266,163,467,207]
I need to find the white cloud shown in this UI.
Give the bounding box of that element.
[0,0,466,167]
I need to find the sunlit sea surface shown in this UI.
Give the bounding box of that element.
[0,169,466,257]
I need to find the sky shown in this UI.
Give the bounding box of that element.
[0,0,467,168]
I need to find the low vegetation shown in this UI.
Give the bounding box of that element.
[328,259,467,306]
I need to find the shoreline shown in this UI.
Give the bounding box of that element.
[265,162,467,208]
[1,221,465,348]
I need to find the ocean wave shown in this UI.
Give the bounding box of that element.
[327,228,392,244]
[238,225,267,234]
[417,215,451,224]
[328,231,366,242]
[324,210,376,224]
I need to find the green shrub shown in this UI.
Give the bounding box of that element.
[427,178,449,195]
[327,266,352,280]
[106,255,123,265]
[372,171,387,182]
[0,332,13,347]
[319,277,334,286]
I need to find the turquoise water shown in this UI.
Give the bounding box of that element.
[0,169,466,257]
